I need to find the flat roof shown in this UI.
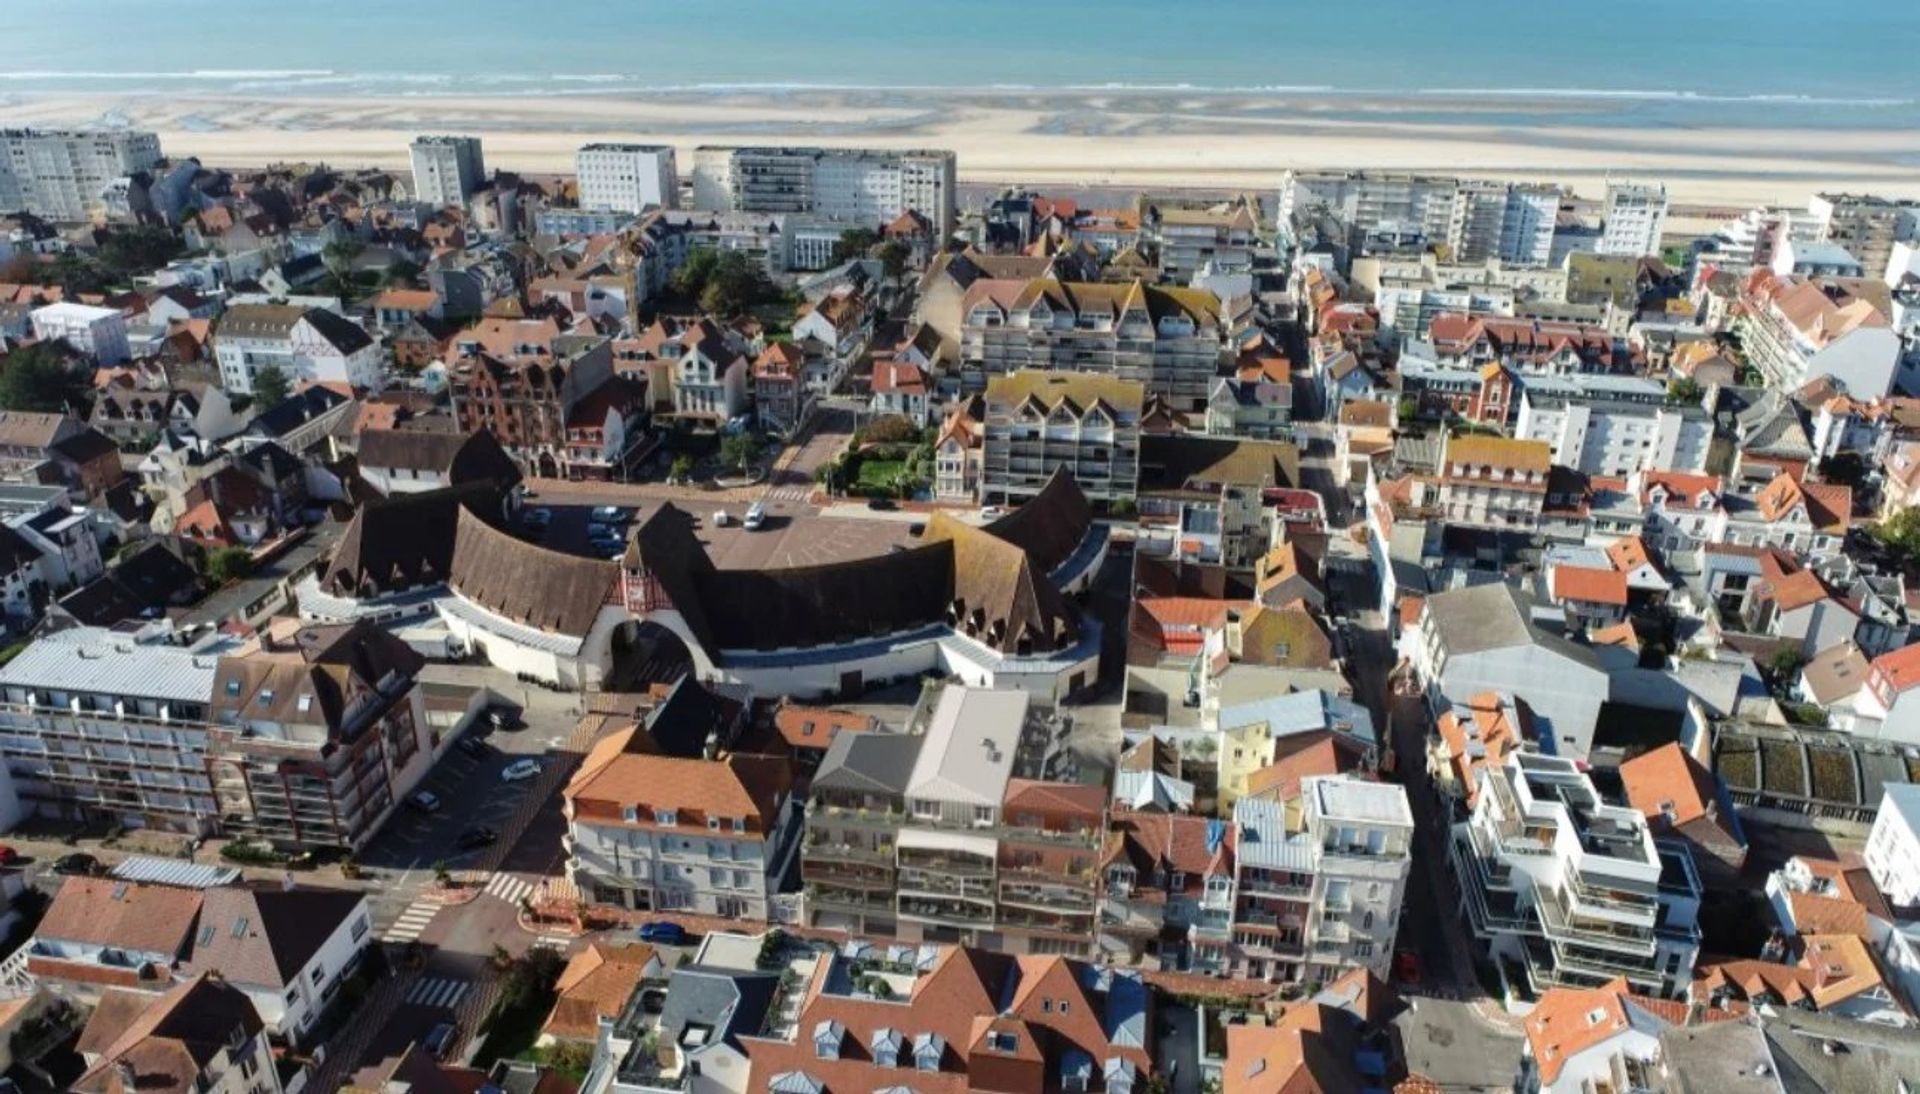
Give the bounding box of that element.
[1309,777,1412,826]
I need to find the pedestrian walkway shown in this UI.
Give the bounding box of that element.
[405,976,471,1010]
[484,873,536,905]
[761,483,814,503]
[382,900,441,944]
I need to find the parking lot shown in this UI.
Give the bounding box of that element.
[520,502,641,560]
[358,722,553,877]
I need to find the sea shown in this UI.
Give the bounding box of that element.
[4,0,1920,133]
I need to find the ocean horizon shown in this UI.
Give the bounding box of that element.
[5,0,1920,131]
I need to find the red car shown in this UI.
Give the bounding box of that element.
[1392,950,1422,986]
[0,846,20,866]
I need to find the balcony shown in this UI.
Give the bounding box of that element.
[802,861,894,888]
[897,895,995,929]
[896,850,994,877]
[803,835,894,865]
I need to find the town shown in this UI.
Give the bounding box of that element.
[0,124,1913,1094]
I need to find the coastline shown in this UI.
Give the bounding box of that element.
[2,88,1918,206]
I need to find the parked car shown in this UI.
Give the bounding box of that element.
[592,505,635,523]
[487,706,519,731]
[457,826,498,850]
[979,505,1004,519]
[423,1022,458,1060]
[455,735,487,758]
[743,502,767,530]
[0,846,19,867]
[501,759,542,783]
[866,497,898,511]
[408,790,442,813]
[711,510,731,527]
[636,921,688,945]
[524,507,553,529]
[1392,950,1422,987]
[51,852,100,876]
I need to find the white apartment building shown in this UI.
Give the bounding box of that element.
[1866,783,1920,909]
[564,746,799,920]
[1450,752,1702,999]
[1807,192,1918,280]
[1596,182,1669,257]
[408,134,486,207]
[29,301,130,365]
[214,303,384,394]
[577,143,678,214]
[691,145,956,238]
[1515,390,1713,477]
[1204,776,1412,985]
[1738,272,1905,398]
[0,127,162,221]
[982,370,1144,504]
[1278,170,1559,265]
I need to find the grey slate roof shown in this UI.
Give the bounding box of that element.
[657,966,779,1052]
[813,731,924,797]
[1423,582,1603,670]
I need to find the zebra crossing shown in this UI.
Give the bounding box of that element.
[529,935,573,952]
[381,900,441,944]
[762,483,813,502]
[484,873,536,905]
[404,976,470,1010]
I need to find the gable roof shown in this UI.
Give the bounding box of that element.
[72,975,265,1094]
[38,876,203,957]
[183,884,366,988]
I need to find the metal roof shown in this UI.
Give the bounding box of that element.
[109,856,242,889]
[0,626,230,704]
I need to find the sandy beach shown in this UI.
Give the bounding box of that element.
[3,88,1918,207]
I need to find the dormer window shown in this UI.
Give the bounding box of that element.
[655,809,676,826]
[623,806,638,823]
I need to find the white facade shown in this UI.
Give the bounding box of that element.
[1515,393,1713,477]
[0,128,162,221]
[1597,182,1668,257]
[691,145,956,238]
[577,143,678,214]
[1450,752,1702,999]
[1866,784,1920,909]
[29,302,130,365]
[409,135,485,207]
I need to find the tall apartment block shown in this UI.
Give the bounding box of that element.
[801,686,1103,957]
[0,621,433,851]
[690,145,956,239]
[0,128,162,221]
[1278,170,1560,266]
[981,370,1145,505]
[408,135,486,208]
[576,143,678,214]
[1197,777,1413,984]
[1807,192,1918,279]
[1449,751,1702,999]
[1596,181,1669,257]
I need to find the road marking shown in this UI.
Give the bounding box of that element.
[485,873,535,905]
[381,901,441,943]
[404,976,471,1010]
[530,936,572,952]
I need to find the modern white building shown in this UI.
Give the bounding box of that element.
[1278,170,1559,266]
[408,134,486,207]
[29,301,130,365]
[1515,389,1713,477]
[1596,182,1669,257]
[0,127,162,221]
[577,143,678,214]
[1865,783,1920,910]
[1450,751,1702,999]
[691,145,956,238]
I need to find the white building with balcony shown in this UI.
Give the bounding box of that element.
[29,302,130,366]
[1449,752,1702,999]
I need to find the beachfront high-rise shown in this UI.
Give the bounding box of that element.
[0,127,162,222]
[1277,170,1560,267]
[690,145,956,240]
[576,142,678,214]
[408,135,486,208]
[1597,181,1669,257]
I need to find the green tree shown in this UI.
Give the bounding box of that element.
[831,227,881,266]
[719,432,760,473]
[697,251,777,318]
[862,414,918,445]
[0,345,91,413]
[44,252,110,296]
[204,547,253,586]
[252,365,292,408]
[668,454,694,483]
[670,248,720,299]
[1667,377,1701,403]
[96,225,184,276]
[1874,507,1920,566]
[874,239,911,279]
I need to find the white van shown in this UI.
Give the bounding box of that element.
[743,502,767,530]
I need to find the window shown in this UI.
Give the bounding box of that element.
[623,806,638,823]
[655,809,676,826]
[708,817,722,831]
[974,805,994,826]
[310,965,325,986]
[732,817,747,833]
[350,916,369,942]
